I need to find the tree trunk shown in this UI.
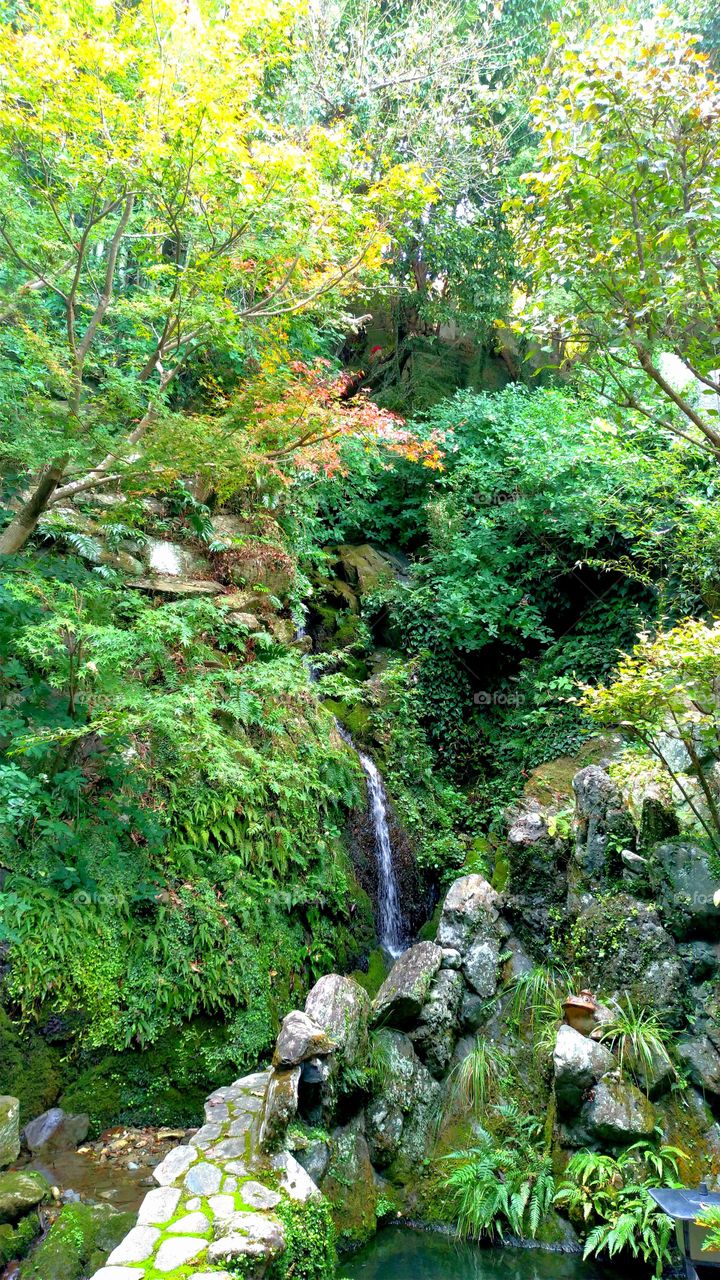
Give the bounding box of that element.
[0,458,68,555]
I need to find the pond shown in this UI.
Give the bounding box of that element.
[338,1227,620,1280]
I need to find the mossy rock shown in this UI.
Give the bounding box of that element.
[0,1011,64,1125]
[19,1202,135,1280]
[0,1172,50,1225]
[324,699,372,745]
[417,902,442,944]
[0,1210,41,1267]
[351,949,387,999]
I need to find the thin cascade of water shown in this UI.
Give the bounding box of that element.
[337,725,405,959]
[295,618,406,958]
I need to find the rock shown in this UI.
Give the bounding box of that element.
[295,1139,330,1184]
[0,1213,40,1270]
[145,539,212,579]
[24,1203,136,1280]
[152,1143,198,1184]
[154,1236,208,1272]
[572,894,687,1027]
[241,1181,281,1210]
[0,1171,49,1224]
[460,991,488,1033]
[553,1026,615,1116]
[168,1211,211,1233]
[364,1030,441,1175]
[410,968,463,1077]
[131,576,222,596]
[650,840,720,939]
[208,1211,285,1267]
[463,936,501,1000]
[225,542,296,599]
[259,1067,301,1152]
[585,1076,656,1143]
[227,611,261,630]
[22,1107,88,1155]
[105,1223,160,1265]
[372,942,442,1028]
[679,1036,720,1098]
[273,1011,334,1067]
[137,1185,182,1224]
[440,948,462,969]
[681,941,720,983]
[305,974,370,1072]
[572,766,634,884]
[335,544,395,596]
[0,1097,19,1168]
[436,875,501,953]
[322,1117,378,1245]
[184,1162,222,1195]
[271,1152,321,1202]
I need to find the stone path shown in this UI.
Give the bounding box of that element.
[90,1070,319,1279]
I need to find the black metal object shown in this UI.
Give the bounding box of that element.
[649,1186,720,1280]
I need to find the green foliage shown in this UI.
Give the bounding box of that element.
[695,1203,720,1253]
[506,964,575,1055]
[555,1142,684,1276]
[0,555,371,1059]
[581,616,720,848]
[268,1197,336,1280]
[597,998,677,1095]
[443,1040,511,1119]
[442,1104,555,1241]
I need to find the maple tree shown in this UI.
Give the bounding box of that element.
[0,0,432,553]
[513,13,720,460]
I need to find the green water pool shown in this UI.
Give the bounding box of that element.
[338,1227,620,1280]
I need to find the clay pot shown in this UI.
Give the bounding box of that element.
[562,990,598,1037]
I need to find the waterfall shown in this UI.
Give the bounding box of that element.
[337,725,405,959]
[295,618,406,959]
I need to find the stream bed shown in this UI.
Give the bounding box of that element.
[337,1227,622,1280]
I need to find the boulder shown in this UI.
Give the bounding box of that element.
[364,1030,441,1175]
[502,810,571,953]
[322,1117,378,1245]
[225,542,296,599]
[436,875,501,954]
[372,942,442,1028]
[304,975,370,1073]
[335,544,395,596]
[294,1139,330,1184]
[131,576,222,596]
[0,1097,19,1168]
[22,1202,136,1280]
[678,1036,720,1098]
[679,941,720,984]
[0,1171,49,1225]
[572,766,634,884]
[650,840,720,940]
[585,1076,656,1143]
[410,969,463,1078]
[22,1108,89,1156]
[553,1026,615,1116]
[273,1011,334,1067]
[144,539,212,579]
[462,935,501,1000]
[208,1210,285,1271]
[259,1067,300,1152]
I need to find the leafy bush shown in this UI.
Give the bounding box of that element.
[442,1104,555,1241]
[555,1142,684,1276]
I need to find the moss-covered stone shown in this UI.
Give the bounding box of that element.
[0,1011,64,1125]
[0,1210,40,1267]
[0,1172,50,1225]
[19,1201,136,1280]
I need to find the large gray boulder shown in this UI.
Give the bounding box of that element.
[372,942,442,1027]
[436,875,501,954]
[305,975,370,1073]
[573,766,634,884]
[0,1098,19,1169]
[502,809,571,953]
[410,969,463,1078]
[650,840,720,940]
[462,935,501,1000]
[22,1108,89,1155]
[364,1030,441,1173]
[273,1011,333,1067]
[678,1035,720,1098]
[553,1026,615,1116]
[585,1076,656,1143]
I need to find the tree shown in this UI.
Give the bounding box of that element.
[0,0,432,553]
[513,13,720,460]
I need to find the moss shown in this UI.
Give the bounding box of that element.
[492,849,510,892]
[0,1011,64,1124]
[417,902,442,943]
[0,1211,40,1268]
[19,1203,135,1280]
[351,949,387,999]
